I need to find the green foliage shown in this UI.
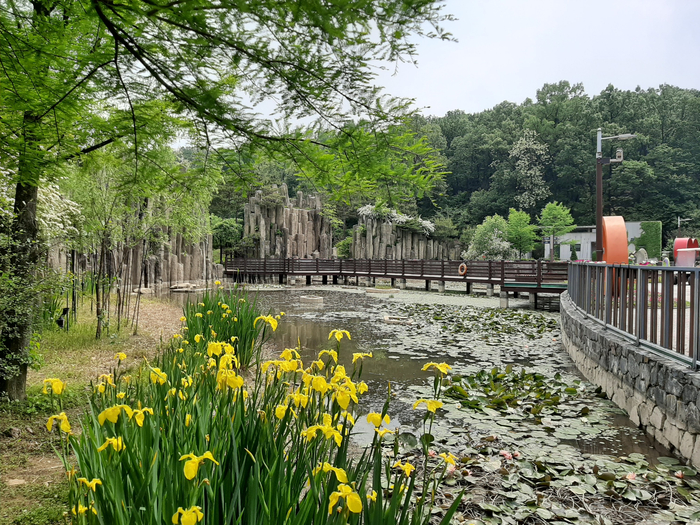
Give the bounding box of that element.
[506,209,537,259]
[335,237,353,259]
[182,288,269,370]
[633,221,663,259]
[444,365,582,416]
[462,215,514,261]
[538,202,575,259]
[431,216,459,242]
[210,216,242,253]
[55,292,460,524]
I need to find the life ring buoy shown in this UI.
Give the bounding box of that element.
[458,263,468,276]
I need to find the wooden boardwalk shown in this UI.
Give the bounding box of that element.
[223,258,568,294]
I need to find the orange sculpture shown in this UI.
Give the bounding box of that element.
[601,216,628,264]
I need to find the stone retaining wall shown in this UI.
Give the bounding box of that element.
[560,292,700,467]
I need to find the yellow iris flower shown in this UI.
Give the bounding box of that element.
[311,376,330,395]
[172,506,204,525]
[413,399,443,413]
[194,334,203,343]
[318,350,338,363]
[392,460,415,477]
[280,348,300,361]
[312,462,348,483]
[42,378,65,395]
[328,329,351,342]
[275,404,298,420]
[180,316,187,322]
[254,315,278,331]
[97,436,124,452]
[179,451,219,480]
[376,428,394,438]
[46,412,71,433]
[366,412,390,427]
[150,368,168,385]
[367,490,377,501]
[216,369,244,390]
[352,352,372,363]
[97,404,133,425]
[115,352,127,361]
[421,362,452,375]
[301,414,343,446]
[77,478,102,491]
[328,483,362,515]
[439,452,456,466]
[130,407,154,427]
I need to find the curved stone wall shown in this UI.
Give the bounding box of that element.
[560,292,700,467]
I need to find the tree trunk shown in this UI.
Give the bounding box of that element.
[1,158,41,400]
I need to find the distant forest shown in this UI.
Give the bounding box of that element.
[409,81,700,244]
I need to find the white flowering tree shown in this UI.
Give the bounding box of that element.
[462,214,516,261]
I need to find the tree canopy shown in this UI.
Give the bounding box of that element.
[0,0,454,399]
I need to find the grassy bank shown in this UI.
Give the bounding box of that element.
[1,298,182,525]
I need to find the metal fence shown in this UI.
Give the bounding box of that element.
[568,262,700,369]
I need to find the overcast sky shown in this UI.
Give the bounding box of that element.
[374,0,700,117]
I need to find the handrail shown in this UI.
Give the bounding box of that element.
[568,262,699,369]
[223,258,569,290]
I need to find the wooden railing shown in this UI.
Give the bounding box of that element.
[223,257,568,291]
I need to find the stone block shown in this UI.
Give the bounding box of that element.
[692,438,700,470]
[664,394,677,418]
[679,431,696,460]
[650,364,658,386]
[687,402,700,433]
[618,356,627,375]
[650,406,666,431]
[628,357,639,378]
[666,375,684,397]
[639,363,650,383]
[638,402,653,426]
[652,426,671,449]
[681,384,696,404]
[649,386,666,407]
[675,401,688,431]
[634,376,648,395]
[662,419,682,450]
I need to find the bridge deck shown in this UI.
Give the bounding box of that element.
[223,258,568,293]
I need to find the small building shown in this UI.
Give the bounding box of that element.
[544,222,644,261]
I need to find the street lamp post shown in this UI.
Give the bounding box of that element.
[595,128,636,261]
[677,216,691,238]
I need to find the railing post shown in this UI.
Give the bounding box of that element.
[441,259,445,279]
[605,265,613,326]
[500,260,505,285]
[694,269,699,369]
[636,267,644,345]
[537,260,542,288]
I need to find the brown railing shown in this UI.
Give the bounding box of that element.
[568,262,700,368]
[223,257,568,291]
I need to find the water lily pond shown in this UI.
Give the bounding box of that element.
[167,284,700,524]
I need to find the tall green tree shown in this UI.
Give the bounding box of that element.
[538,202,576,261]
[0,0,453,399]
[506,208,537,259]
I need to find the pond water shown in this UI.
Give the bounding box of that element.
[160,284,668,462]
